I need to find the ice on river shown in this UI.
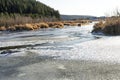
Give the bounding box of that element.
[24,36,119,63]
[1,23,120,63]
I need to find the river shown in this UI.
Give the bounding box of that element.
[0,23,100,57]
[1,23,120,80]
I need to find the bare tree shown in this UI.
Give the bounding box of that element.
[113,8,120,17]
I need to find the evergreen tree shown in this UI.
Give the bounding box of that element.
[0,0,60,19]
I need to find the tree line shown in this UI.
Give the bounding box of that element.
[0,0,60,19]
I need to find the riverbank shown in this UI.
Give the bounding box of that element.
[0,20,91,31]
[92,17,120,35]
[0,22,64,31]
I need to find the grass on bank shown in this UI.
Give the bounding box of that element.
[0,13,63,31]
[92,17,120,35]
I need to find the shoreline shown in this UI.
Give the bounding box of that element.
[0,20,91,32]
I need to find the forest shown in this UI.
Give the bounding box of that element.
[0,0,60,21]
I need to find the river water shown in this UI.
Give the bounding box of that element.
[0,22,119,62]
[1,23,120,80]
[1,22,120,63]
[0,23,101,57]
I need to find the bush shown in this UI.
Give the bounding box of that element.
[92,18,120,35]
[103,18,120,35]
[92,21,104,33]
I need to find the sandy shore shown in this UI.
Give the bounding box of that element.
[1,55,120,80]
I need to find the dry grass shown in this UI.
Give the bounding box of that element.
[7,24,34,31]
[63,23,71,26]
[93,21,104,28]
[39,23,49,28]
[92,18,120,35]
[0,14,61,31]
[63,22,78,26]
[0,16,33,27]
[0,26,6,31]
[0,22,64,31]
[35,23,49,28]
[103,18,120,35]
[62,20,91,26]
[47,22,64,28]
[0,17,91,31]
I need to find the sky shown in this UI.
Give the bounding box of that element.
[38,0,120,17]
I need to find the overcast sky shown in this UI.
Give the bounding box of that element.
[38,0,120,17]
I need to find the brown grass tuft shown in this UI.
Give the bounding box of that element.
[92,18,120,35]
[38,23,49,28]
[47,22,64,28]
[63,20,90,26]
[0,26,6,31]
